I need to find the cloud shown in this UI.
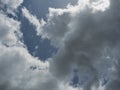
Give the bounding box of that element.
[0,0,23,15]
[29,0,120,90]
[1,0,120,90]
[0,43,58,90]
[0,12,20,46]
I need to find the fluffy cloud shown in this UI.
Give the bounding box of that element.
[0,12,20,45]
[0,43,57,90]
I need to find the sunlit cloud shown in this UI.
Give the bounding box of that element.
[91,0,110,12]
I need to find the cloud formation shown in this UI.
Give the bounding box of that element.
[36,0,120,90]
[1,0,120,90]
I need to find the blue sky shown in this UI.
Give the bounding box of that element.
[20,13,57,60]
[0,0,120,90]
[21,0,58,60]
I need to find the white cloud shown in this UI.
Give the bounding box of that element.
[0,12,20,46]
[91,0,110,12]
[0,43,56,90]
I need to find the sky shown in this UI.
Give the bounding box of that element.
[0,0,120,90]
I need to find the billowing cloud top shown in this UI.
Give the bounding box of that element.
[0,0,120,90]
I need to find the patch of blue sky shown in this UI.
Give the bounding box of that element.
[70,69,79,87]
[70,68,89,88]
[20,16,57,60]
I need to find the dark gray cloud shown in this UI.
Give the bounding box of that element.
[42,0,120,90]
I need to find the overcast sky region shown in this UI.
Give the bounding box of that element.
[0,0,120,90]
